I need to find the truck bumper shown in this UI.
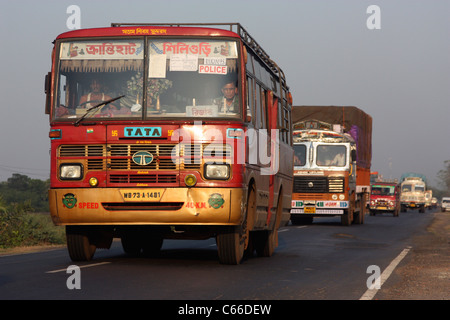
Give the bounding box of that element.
[49,187,244,226]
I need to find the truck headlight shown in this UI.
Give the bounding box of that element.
[60,164,83,180]
[204,163,230,180]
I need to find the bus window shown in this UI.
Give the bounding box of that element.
[246,75,254,123]
[54,40,145,120]
[147,39,240,119]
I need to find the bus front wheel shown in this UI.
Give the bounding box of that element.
[66,226,96,261]
[216,226,245,265]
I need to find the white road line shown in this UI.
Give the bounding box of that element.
[46,261,111,274]
[359,246,411,300]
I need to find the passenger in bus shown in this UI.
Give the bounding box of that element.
[214,80,239,113]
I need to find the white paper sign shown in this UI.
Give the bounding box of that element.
[170,54,198,71]
[204,57,226,66]
[149,54,167,78]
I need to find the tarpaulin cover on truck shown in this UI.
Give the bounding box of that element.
[292,106,372,169]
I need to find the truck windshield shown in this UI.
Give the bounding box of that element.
[54,39,240,121]
[402,184,412,192]
[294,145,306,166]
[316,145,346,167]
[371,186,395,195]
[415,186,425,192]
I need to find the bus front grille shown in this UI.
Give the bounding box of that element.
[58,143,231,185]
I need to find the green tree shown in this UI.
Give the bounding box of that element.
[0,174,49,212]
[437,160,450,194]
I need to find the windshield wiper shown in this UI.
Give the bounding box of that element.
[74,95,125,126]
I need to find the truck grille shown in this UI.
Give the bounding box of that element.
[293,176,344,193]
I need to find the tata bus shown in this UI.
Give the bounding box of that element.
[45,23,293,264]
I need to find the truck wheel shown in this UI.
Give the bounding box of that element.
[121,232,142,256]
[354,193,366,224]
[341,196,354,226]
[394,207,400,217]
[419,206,425,213]
[66,226,96,261]
[142,236,164,257]
[217,226,245,265]
[341,211,351,226]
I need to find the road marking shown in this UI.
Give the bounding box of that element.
[359,246,411,300]
[46,261,111,274]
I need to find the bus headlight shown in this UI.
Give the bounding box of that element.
[60,164,83,180]
[204,164,230,180]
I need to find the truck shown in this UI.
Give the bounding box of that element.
[400,173,426,213]
[369,181,400,217]
[441,197,450,212]
[425,190,433,210]
[290,106,372,226]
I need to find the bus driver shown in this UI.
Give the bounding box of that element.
[79,79,114,109]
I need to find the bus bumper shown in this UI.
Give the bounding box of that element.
[49,187,244,226]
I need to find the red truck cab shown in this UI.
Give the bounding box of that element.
[369,182,400,217]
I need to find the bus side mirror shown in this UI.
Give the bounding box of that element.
[45,72,51,115]
[351,149,357,162]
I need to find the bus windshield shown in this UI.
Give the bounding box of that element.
[54,39,240,121]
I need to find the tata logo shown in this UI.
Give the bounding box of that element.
[132,151,154,166]
[125,127,162,138]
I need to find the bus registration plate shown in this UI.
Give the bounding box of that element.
[304,206,316,214]
[120,189,164,202]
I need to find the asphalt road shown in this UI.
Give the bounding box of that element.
[0,209,437,302]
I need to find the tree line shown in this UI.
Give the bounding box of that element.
[0,174,66,248]
[0,173,49,213]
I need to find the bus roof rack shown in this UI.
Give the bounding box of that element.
[110,23,286,85]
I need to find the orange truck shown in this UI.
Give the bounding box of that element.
[290,106,372,225]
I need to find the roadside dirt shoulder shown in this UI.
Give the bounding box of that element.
[378,211,450,300]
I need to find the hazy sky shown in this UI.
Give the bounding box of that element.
[0,0,449,187]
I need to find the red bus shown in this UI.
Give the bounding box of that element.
[45,23,293,264]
